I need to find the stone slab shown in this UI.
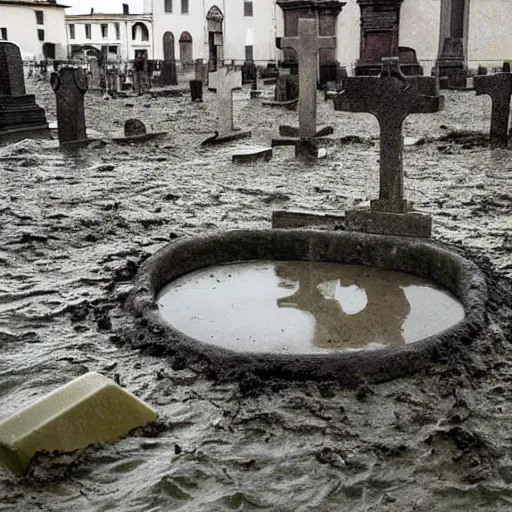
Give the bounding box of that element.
[232,147,273,163]
[272,210,345,229]
[60,131,168,147]
[345,209,432,238]
[201,130,251,146]
[262,98,298,109]
[0,372,157,475]
[279,125,334,138]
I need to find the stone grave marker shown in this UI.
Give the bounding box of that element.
[51,67,88,145]
[201,66,251,145]
[333,58,443,237]
[278,18,336,139]
[271,18,335,157]
[124,118,147,137]
[474,64,512,147]
[89,58,102,89]
[0,42,49,143]
[272,58,444,237]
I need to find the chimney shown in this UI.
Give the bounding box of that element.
[90,7,94,14]
[122,3,129,14]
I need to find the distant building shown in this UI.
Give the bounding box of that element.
[65,11,153,61]
[0,0,68,60]
[145,0,280,65]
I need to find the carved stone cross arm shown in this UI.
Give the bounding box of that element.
[474,72,512,146]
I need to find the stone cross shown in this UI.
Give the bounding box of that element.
[333,58,443,213]
[474,68,512,147]
[51,67,88,145]
[209,66,242,137]
[281,18,336,138]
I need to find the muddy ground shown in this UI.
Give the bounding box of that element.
[0,78,511,511]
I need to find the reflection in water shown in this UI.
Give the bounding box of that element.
[274,262,410,349]
[157,261,465,355]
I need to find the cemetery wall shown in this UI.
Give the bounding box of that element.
[467,0,512,65]
[0,3,67,60]
[399,0,441,63]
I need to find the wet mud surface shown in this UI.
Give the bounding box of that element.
[0,81,511,510]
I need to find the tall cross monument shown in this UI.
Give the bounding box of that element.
[333,58,444,237]
[280,18,336,139]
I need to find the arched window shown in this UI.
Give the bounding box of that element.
[179,31,192,63]
[132,22,149,42]
[163,31,175,61]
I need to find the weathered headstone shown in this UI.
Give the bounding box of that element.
[280,18,336,139]
[332,58,443,237]
[124,118,147,137]
[0,42,49,143]
[201,66,251,145]
[474,68,512,147]
[189,79,203,101]
[161,61,178,86]
[50,66,88,145]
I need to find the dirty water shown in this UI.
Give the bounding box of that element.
[157,261,465,353]
[0,81,510,511]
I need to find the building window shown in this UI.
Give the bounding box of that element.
[69,24,75,39]
[37,29,45,41]
[115,23,120,40]
[164,0,172,13]
[245,45,253,61]
[0,28,7,40]
[35,10,44,25]
[85,24,91,39]
[244,1,253,16]
[101,24,108,39]
[181,0,188,14]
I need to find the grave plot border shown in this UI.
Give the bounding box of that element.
[126,229,487,385]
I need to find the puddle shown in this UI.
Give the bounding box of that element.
[157,261,465,355]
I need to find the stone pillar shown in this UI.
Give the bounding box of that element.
[50,67,88,145]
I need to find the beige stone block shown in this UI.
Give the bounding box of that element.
[0,372,157,475]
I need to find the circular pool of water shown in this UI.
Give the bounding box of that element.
[157,261,465,354]
[128,229,487,384]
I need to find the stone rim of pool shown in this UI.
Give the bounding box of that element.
[127,229,487,385]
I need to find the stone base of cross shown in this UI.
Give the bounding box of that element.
[474,67,512,147]
[201,65,251,146]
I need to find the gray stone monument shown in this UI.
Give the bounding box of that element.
[280,19,336,139]
[50,66,88,145]
[333,58,444,237]
[0,42,49,143]
[201,66,251,145]
[474,68,512,147]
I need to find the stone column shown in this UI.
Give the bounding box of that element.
[50,67,88,145]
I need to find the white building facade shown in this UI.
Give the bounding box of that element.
[145,0,281,64]
[65,13,153,61]
[0,0,68,60]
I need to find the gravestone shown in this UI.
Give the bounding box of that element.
[201,66,251,145]
[50,66,88,145]
[161,61,178,86]
[333,58,443,237]
[280,18,336,139]
[195,59,207,83]
[0,42,49,143]
[474,67,512,147]
[124,118,147,137]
